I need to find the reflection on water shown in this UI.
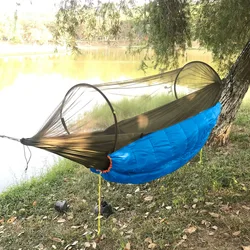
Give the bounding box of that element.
[0,47,213,192]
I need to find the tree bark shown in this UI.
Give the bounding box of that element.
[209,41,250,145]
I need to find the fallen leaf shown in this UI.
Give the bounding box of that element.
[64,244,71,250]
[182,234,187,240]
[211,226,218,230]
[126,229,133,234]
[92,242,97,249]
[17,231,24,237]
[209,212,220,218]
[120,224,128,230]
[242,246,250,250]
[220,204,231,212]
[57,218,66,223]
[200,209,208,214]
[145,237,153,244]
[94,215,103,220]
[67,215,74,220]
[242,205,250,210]
[175,239,185,248]
[205,202,214,206]
[51,237,64,243]
[201,220,211,227]
[84,242,91,248]
[101,234,106,240]
[112,218,117,224]
[35,243,45,249]
[148,243,157,249]
[184,226,197,234]
[232,231,241,236]
[7,217,17,224]
[71,241,78,246]
[71,225,82,229]
[144,196,153,201]
[26,215,34,220]
[124,242,131,250]
[160,218,166,223]
[147,202,156,209]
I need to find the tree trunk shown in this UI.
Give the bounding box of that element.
[209,41,250,145]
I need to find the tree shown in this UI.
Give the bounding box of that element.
[128,0,191,70]
[209,41,250,145]
[54,0,250,144]
[53,0,134,50]
[193,0,250,144]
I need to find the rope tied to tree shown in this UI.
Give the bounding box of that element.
[0,135,20,142]
[0,134,32,171]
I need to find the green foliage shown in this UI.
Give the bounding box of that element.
[194,0,250,72]
[54,0,191,70]
[54,0,85,51]
[53,0,135,52]
[54,0,250,71]
[1,0,249,71]
[129,0,191,71]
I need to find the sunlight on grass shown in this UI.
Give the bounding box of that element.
[81,93,176,129]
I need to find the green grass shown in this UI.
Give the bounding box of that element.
[1,102,250,250]
[80,93,176,130]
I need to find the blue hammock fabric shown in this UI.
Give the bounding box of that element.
[20,61,222,182]
[91,102,221,184]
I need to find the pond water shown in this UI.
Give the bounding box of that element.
[0,46,213,192]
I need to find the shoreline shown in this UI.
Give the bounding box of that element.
[0,42,204,57]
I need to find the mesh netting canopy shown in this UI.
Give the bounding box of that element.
[21,61,222,172]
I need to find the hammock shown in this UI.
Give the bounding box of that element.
[20,61,222,184]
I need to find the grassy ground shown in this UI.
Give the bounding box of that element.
[0,99,250,250]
